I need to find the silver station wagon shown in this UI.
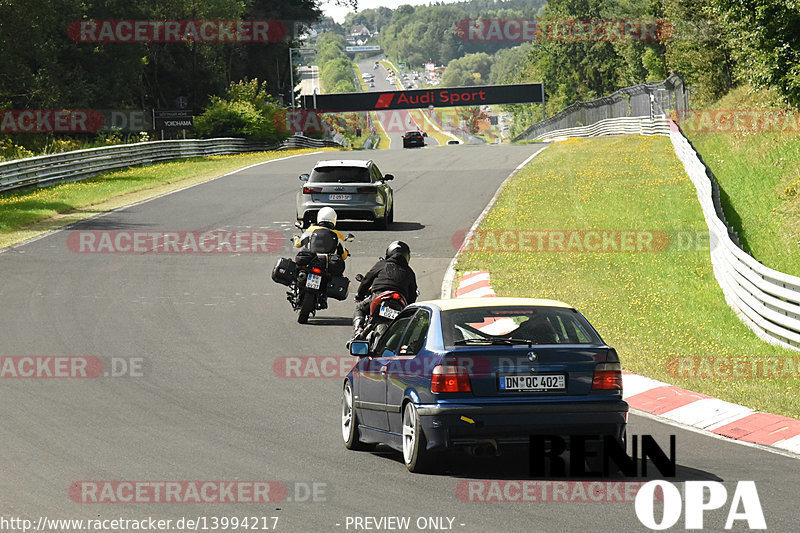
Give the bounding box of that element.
[296,160,394,229]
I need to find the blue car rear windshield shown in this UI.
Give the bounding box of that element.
[441,306,602,346]
[309,166,371,183]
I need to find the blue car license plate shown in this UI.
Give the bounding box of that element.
[498,374,565,391]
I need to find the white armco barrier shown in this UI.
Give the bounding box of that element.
[0,135,343,194]
[667,119,800,351]
[532,116,800,352]
[533,115,671,142]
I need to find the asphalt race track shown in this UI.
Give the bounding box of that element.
[1,145,798,532]
[357,58,441,150]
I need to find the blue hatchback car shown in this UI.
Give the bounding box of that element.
[341,297,628,473]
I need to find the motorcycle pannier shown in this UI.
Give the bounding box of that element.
[271,257,297,286]
[327,275,350,301]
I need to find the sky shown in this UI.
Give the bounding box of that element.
[319,0,464,24]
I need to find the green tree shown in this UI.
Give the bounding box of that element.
[714,0,800,106]
[661,0,735,105]
[194,79,286,142]
[442,53,492,87]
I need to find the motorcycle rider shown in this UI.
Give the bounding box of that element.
[293,207,348,276]
[352,240,417,339]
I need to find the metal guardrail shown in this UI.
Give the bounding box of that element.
[282,135,343,150]
[362,131,378,149]
[668,120,800,351]
[0,135,343,194]
[527,115,800,351]
[515,73,688,142]
[533,116,671,141]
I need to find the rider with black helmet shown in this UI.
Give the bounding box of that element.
[352,240,418,338]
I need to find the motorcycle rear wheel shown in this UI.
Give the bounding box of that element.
[297,291,316,324]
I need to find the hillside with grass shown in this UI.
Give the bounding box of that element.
[456,136,800,418]
[678,86,800,276]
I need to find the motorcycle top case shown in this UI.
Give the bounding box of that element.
[326,275,350,301]
[271,257,297,286]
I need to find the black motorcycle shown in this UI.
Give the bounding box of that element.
[272,234,353,324]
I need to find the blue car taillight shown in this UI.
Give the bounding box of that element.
[591,362,622,390]
[431,364,472,393]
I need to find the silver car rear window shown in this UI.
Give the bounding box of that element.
[309,166,371,183]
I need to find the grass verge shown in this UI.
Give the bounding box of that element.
[0,148,335,249]
[680,86,800,276]
[456,136,800,419]
[348,63,383,150]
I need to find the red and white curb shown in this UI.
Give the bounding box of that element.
[453,271,800,456]
[455,271,497,298]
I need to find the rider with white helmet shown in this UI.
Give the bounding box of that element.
[293,207,349,275]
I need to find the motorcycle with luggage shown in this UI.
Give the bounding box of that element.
[271,230,354,324]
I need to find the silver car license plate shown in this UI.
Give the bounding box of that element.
[328,194,351,201]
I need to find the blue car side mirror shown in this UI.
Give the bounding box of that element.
[349,341,370,357]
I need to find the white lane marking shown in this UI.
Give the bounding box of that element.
[440,145,549,298]
[0,151,324,253]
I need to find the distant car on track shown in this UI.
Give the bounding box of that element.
[402,131,425,148]
[341,297,628,473]
[296,159,394,229]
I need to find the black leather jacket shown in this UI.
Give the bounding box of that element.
[356,255,417,303]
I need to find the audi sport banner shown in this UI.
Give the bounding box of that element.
[301,83,544,112]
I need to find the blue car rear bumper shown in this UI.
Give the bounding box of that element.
[415,401,628,449]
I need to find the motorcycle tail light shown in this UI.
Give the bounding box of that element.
[311,267,322,274]
[392,293,402,299]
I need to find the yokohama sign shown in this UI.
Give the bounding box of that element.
[301,83,544,112]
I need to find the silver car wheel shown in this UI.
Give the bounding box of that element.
[402,403,417,464]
